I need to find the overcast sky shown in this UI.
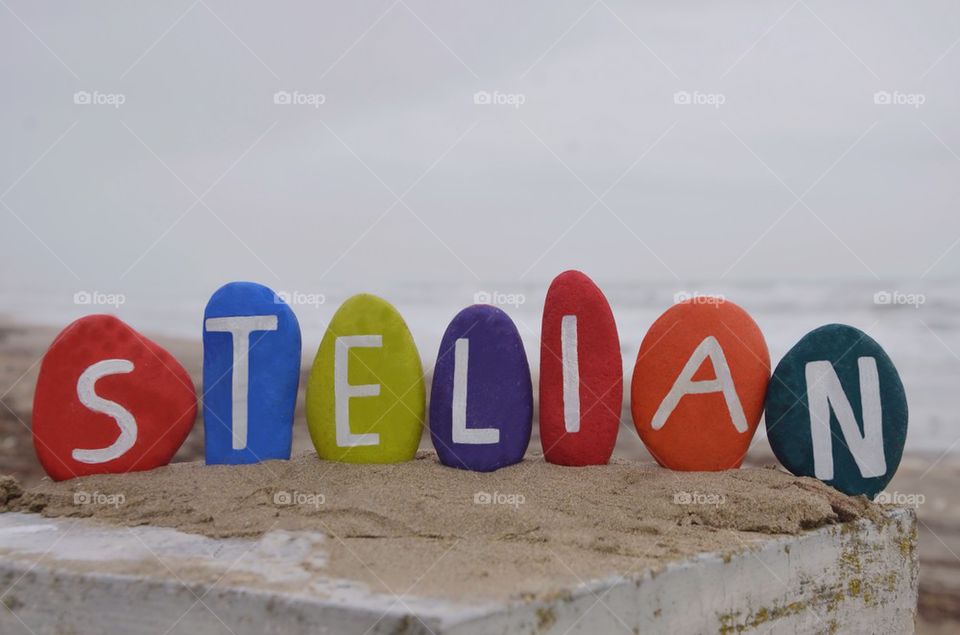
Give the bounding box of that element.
[2,0,959,302]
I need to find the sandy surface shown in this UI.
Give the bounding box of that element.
[1,451,879,601]
[0,317,952,622]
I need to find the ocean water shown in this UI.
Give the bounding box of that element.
[2,278,957,453]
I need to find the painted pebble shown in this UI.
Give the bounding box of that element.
[765,324,908,498]
[430,304,533,472]
[631,298,770,471]
[306,294,424,464]
[203,282,301,465]
[32,315,197,481]
[539,270,622,466]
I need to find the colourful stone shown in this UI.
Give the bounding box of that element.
[631,298,770,471]
[32,315,197,481]
[765,324,908,498]
[430,304,532,472]
[203,282,301,465]
[306,294,424,464]
[539,270,622,466]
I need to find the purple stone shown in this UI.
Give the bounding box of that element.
[429,305,533,472]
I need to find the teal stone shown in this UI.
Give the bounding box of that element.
[765,324,907,499]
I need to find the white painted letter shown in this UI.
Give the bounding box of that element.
[806,357,886,480]
[73,359,137,464]
[334,335,382,447]
[205,315,279,450]
[452,338,500,444]
[561,315,581,433]
[651,336,748,433]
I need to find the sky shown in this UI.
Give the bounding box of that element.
[2,0,959,305]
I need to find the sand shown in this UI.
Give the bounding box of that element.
[1,451,879,600]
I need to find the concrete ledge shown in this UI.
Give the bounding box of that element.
[0,509,917,634]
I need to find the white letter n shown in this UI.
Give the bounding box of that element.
[805,357,886,480]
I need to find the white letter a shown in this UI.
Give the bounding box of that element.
[651,336,748,433]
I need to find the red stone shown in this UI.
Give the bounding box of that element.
[630,298,769,471]
[32,315,197,481]
[539,270,622,466]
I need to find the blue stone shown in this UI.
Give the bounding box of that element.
[203,282,301,465]
[765,324,908,498]
[429,305,533,472]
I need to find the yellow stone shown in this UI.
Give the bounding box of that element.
[306,294,424,463]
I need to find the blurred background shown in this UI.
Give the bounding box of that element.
[1,1,959,631]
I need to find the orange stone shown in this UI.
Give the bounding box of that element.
[630,298,770,471]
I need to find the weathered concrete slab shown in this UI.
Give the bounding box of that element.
[0,509,917,634]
